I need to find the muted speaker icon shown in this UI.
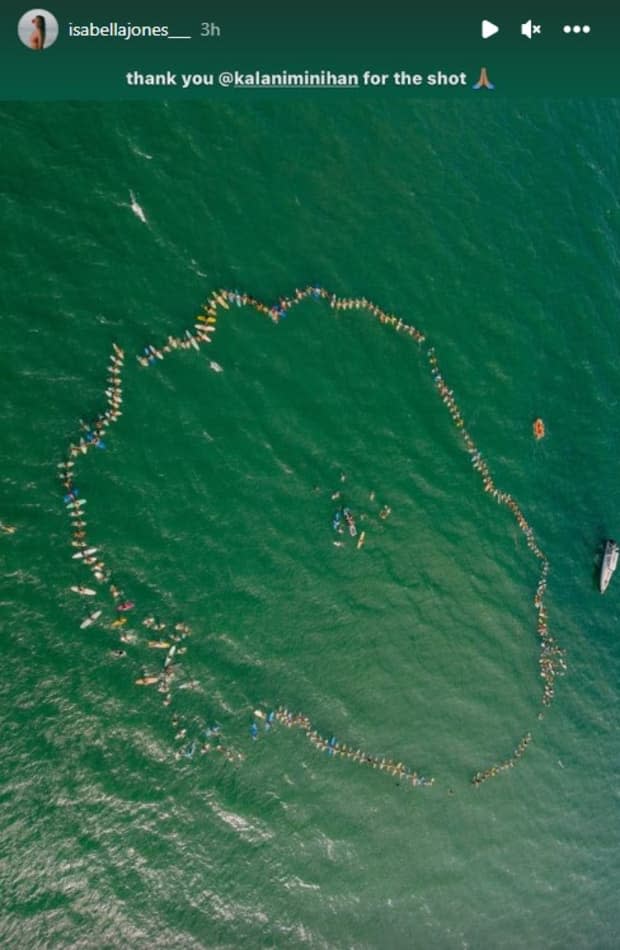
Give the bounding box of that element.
[521,19,542,38]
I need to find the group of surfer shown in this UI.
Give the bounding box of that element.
[136,300,221,371]
[56,304,233,757]
[196,285,427,350]
[57,283,561,790]
[59,344,126,613]
[55,299,233,763]
[327,291,427,346]
[472,733,532,787]
[331,499,393,550]
[172,718,244,763]
[132,620,195,705]
[426,348,565,727]
[265,707,433,787]
[332,503,365,550]
[330,479,392,550]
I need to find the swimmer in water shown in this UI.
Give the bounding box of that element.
[29,15,46,50]
[0,523,16,534]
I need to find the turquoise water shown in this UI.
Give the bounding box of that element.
[0,100,619,948]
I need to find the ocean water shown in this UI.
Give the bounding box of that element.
[0,99,619,948]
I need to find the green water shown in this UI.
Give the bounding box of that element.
[0,100,619,948]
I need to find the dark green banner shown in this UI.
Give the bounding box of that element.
[2,2,619,98]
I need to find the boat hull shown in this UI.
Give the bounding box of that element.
[599,540,619,593]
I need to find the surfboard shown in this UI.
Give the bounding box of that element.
[185,330,200,351]
[72,547,97,559]
[148,640,171,649]
[129,190,147,223]
[135,675,159,686]
[71,586,96,596]
[80,610,102,629]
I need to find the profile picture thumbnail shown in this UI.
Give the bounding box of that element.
[18,9,59,50]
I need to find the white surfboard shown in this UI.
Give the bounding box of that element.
[129,190,147,223]
[184,330,200,351]
[72,546,97,560]
[80,610,102,629]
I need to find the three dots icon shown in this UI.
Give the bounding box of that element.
[563,24,591,34]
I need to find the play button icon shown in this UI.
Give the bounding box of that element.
[481,19,499,39]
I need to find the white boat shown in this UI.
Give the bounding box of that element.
[599,539,619,593]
